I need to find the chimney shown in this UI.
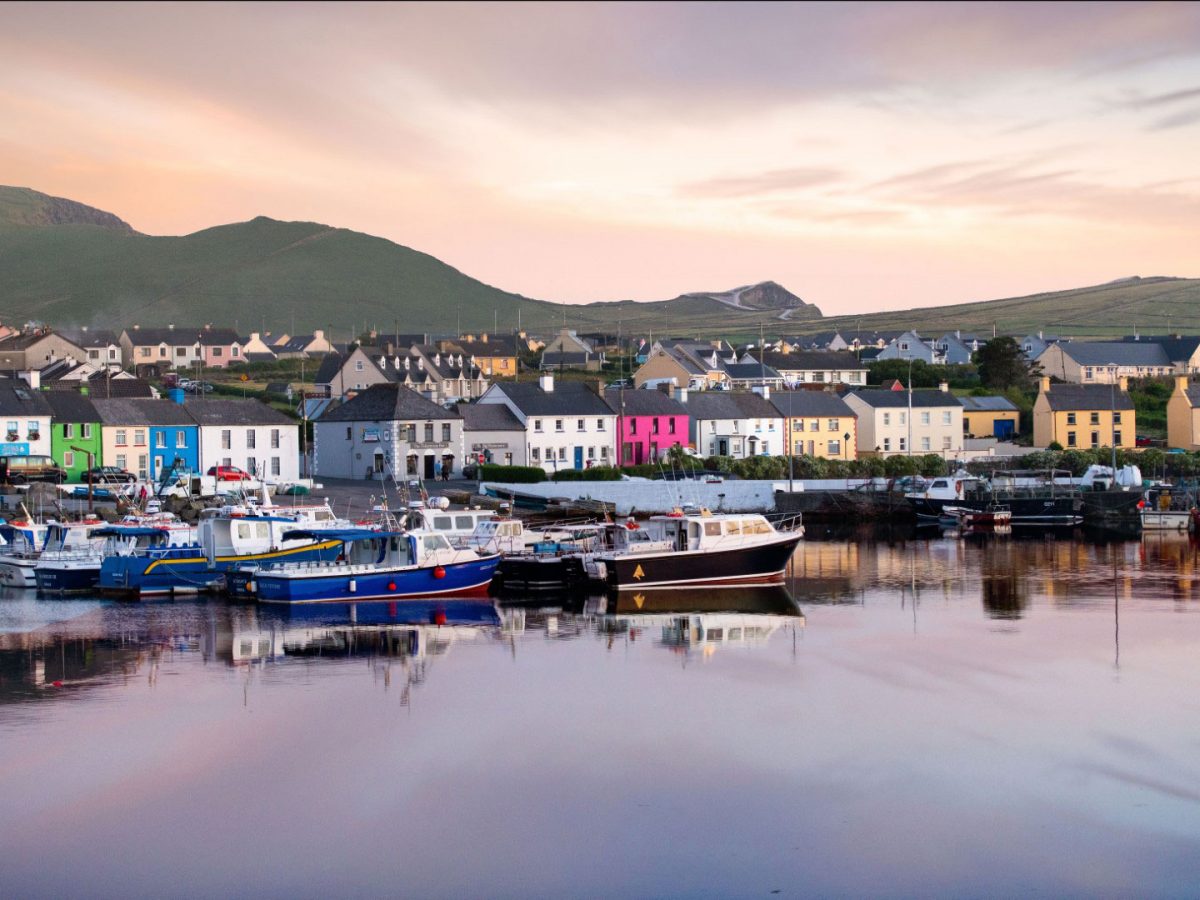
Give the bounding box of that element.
[752,384,771,399]
[677,387,688,404]
[938,381,949,393]
[20,370,39,390]
[1175,375,1189,393]
[1039,376,1051,393]
[1118,376,1128,392]
[168,323,174,331]
[539,373,555,393]
[314,329,324,341]
[481,333,488,342]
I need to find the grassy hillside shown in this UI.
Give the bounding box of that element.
[813,276,1200,339]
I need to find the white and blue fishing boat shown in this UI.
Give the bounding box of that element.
[99,509,344,598]
[0,519,107,589]
[35,519,194,595]
[249,528,501,604]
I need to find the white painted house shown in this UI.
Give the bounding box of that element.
[184,399,300,482]
[0,380,53,461]
[476,374,617,472]
[844,386,964,457]
[313,383,464,480]
[683,390,785,459]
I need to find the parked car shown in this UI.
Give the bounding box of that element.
[0,455,67,485]
[1135,435,1153,447]
[208,465,251,481]
[83,465,137,484]
[187,381,214,393]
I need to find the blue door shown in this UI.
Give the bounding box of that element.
[994,419,1015,439]
[574,447,583,470]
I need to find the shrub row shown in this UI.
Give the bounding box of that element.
[478,464,547,483]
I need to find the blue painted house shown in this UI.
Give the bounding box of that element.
[92,398,199,481]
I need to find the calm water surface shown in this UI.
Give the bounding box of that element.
[2,532,1200,898]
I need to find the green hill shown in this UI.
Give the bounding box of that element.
[0,186,818,335]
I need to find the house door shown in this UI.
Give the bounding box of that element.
[423,455,435,479]
[373,451,385,474]
[994,419,1015,439]
[717,438,729,456]
[574,446,584,470]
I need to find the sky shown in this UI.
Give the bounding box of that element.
[2,1,1199,315]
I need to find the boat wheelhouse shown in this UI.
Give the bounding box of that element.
[0,520,105,589]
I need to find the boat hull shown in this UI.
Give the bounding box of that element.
[911,495,1081,526]
[99,540,344,598]
[0,558,38,589]
[35,562,102,594]
[1141,510,1192,532]
[253,555,502,604]
[599,532,803,590]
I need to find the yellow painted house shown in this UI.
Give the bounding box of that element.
[1032,376,1135,450]
[768,391,857,459]
[1166,375,1200,450]
[959,395,1020,439]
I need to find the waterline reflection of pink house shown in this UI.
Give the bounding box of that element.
[605,387,689,466]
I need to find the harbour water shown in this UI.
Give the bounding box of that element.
[2,531,1200,897]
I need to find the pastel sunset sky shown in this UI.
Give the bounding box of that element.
[2,1,1199,315]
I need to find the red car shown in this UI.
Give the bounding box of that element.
[207,465,251,481]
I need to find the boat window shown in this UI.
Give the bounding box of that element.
[237,523,251,539]
[728,628,743,640]
[423,535,450,551]
[434,516,453,530]
[704,522,722,537]
[726,521,741,535]
[314,510,332,521]
[932,480,949,488]
[455,515,474,530]
[256,522,269,539]
[752,520,772,534]
[706,628,724,641]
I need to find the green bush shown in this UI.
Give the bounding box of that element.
[478,464,546,483]
[552,466,622,481]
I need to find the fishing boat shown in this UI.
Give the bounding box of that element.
[0,520,106,589]
[1140,484,1195,532]
[584,510,804,591]
[248,528,501,604]
[908,470,1082,526]
[35,517,197,595]
[941,504,1012,529]
[99,506,345,598]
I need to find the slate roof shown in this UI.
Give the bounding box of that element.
[540,351,592,368]
[0,379,53,416]
[1058,342,1171,367]
[847,389,963,408]
[180,399,295,426]
[959,395,1019,412]
[124,327,202,345]
[0,331,79,350]
[750,350,867,371]
[769,392,856,418]
[456,403,525,432]
[313,353,345,385]
[603,388,687,417]
[683,391,783,420]
[318,384,459,423]
[1042,384,1135,411]
[79,375,155,399]
[91,398,198,426]
[197,327,241,346]
[492,381,614,417]
[1185,386,1200,407]
[724,363,783,382]
[453,336,518,356]
[60,329,119,348]
[43,391,100,423]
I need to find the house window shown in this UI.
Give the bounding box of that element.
[558,447,566,461]
[442,423,452,441]
[115,429,128,446]
[116,454,126,469]
[1091,431,1099,448]
[221,430,232,449]
[587,446,596,459]
[270,429,280,448]
[899,413,906,425]
[555,419,564,432]
[175,347,186,357]
[271,457,281,476]
[1090,412,1100,425]
[134,429,146,446]
[669,419,676,434]
[600,446,609,459]
[1114,430,1123,445]
[63,450,75,468]
[1113,412,1122,424]
[900,342,909,351]
[138,454,148,479]
[223,457,232,467]
[883,413,890,426]
[597,419,605,431]
[942,411,951,425]
[534,419,543,432]
[355,360,364,372]
[176,432,187,448]
[630,419,637,434]
[155,432,166,449]
[159,347,167,357]
[405,424,416,442]
[943,436,952,449]
[247,456,257,476]
[921,412,931,425]
[813,372,825,383]
[139,347,151,358]
[828,440,840,455]
[1084,367,1093,380]
[531,447,540,461]
[346,427,352,440]
[794,420,804,432]
[82,424,92,439]
[212,347,223,357]
[899,437,907,451]
[883,438,891,451]
[247,431,256,449]
[577,418,585,431]
[828,419,839,431]
[88,349,99,360]
[64,423,75,439]
[232,346,240,357]
[921,437,931,451]
[1066,413,1077,425]
[424,424,434,442]
[1067,431,1077,447]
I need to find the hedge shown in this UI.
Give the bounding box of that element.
[478,464,547,483]
[552,466,623,481]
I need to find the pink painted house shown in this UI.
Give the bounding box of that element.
[605,388,689,466]
[199,327,244,369]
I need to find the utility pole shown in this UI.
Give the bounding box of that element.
[907,357,914,458]
[72,446,95,514]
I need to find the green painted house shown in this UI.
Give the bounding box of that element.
[44,391,102,482]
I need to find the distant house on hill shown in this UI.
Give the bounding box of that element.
[1035,339,1198,384]
[539,328,603,371]
[0,329,86,373]
[119,326,203,372]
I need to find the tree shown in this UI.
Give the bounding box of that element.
[867,359,941,388]
[975,337,1032,391]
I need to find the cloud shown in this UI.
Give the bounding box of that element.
[677,167,843,198]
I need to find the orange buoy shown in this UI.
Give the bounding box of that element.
[388,581,397,591]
